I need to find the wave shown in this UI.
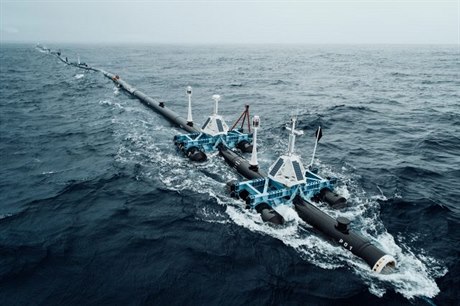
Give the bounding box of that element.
[270,79,290,86]
[328,104,378,113]
[415,133,460,154]
[390,72,411,77]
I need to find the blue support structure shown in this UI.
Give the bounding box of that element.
[174,129,252,153]
[174,97,254,159]
[228,116,346,212]
[234,168,337,209]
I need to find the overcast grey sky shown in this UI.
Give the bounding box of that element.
[1,0,458,44]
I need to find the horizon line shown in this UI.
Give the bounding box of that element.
[2,40,458,46]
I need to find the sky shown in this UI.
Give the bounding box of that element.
[1,0,459,44]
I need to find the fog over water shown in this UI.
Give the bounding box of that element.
[1,0,458,44]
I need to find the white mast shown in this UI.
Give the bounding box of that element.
[201,94,229,136]
[186,86,193,126]
[212,94,220,115]
[286,116,303,155]
[249,116,260,170]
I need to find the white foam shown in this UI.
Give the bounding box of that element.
[0,213,13,220]
[36,47,48,53]
[41,171,56,175]
[74,73,84,79]
[99,99,123,110]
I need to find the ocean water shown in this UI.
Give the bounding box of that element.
[0,44,459,305]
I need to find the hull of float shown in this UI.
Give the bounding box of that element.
[320,187,347,208]
[219,145,285,225]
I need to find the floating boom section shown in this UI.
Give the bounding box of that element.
[293,196,396,273]
[219,144,265,179]
[53,49,96,71]
[174,95,254,161]
[100,70,199,134]
[224,117,396,273]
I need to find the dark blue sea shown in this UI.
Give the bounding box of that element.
[1,44,459,305]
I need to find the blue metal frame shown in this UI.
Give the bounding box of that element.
[174,129,252,153]
[234,170,337,209]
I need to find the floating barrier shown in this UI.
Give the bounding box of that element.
[41,46,396,273]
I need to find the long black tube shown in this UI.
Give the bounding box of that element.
[98,70,199,134]
[218,144,396,273]
[133,90,198,134]
[293,196,395,273]
[219,144,265,179]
